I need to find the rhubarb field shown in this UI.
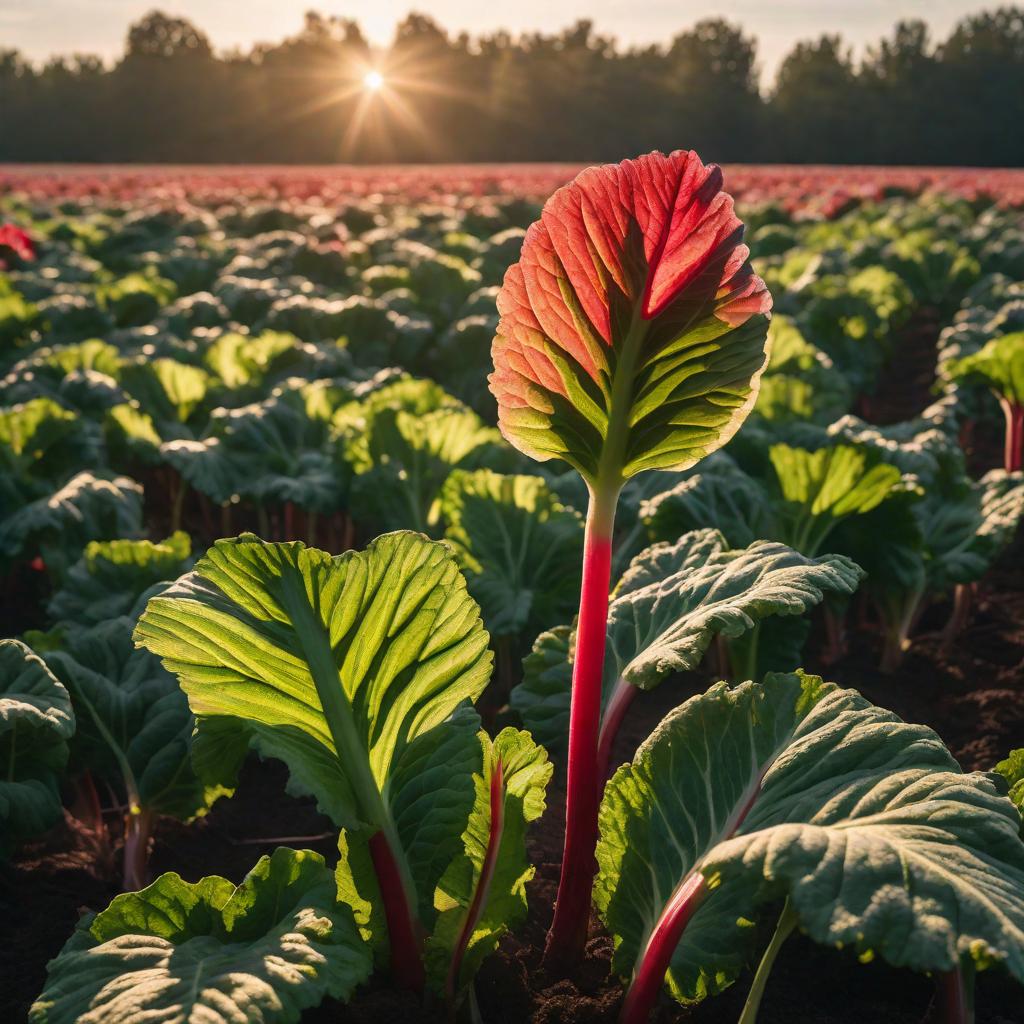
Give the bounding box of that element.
[1,160,1023,1024]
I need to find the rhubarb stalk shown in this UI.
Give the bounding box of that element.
[938,964,974,1024]
[122,806,153,892]
[596,678,637,781]
[446,757,506,1004]
[618,873,709,1024]
[368,830,426,992]
[544,479,618,966]
[999,396,1023,472]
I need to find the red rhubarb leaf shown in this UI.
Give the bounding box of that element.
[490,150,772,484]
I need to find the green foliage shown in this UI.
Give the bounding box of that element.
[48,531,193,629]
[769,442,914,554]
[441,469,583,641]
[427,728,552,995]
[135,532,495,933]
[0,472,145,579]
[642,443,920,563]
[947,331,1024,406]
[994,749,1024,829]
[342,379,510,533]
[203,330,303,393]
[163,388,345,510]
[753,315,852,425]
[30,848,373,1024]
[0,639,75,855]
[596,672,1024,1005]
[511,531,864,756]
[45,616,218,823]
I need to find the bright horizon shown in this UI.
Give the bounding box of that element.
[0,0,1000,82]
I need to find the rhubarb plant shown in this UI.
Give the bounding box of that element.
[511,529,863,762]
[441,468,583,672]
[871,468,1024,669]
[0,471,145,582]
[946,331,1024,471]
[751,316,852,426]
[134,530,549,996]
[30,847,373,1024]
[43,616,220,889]
[47,531,192,630]
[340,376,512,535]
[426,727,551,1005]
[643,443,921,559]
[595,671,1024,1024]
[161,386,345,527]
[489,149,772,961]
[1,639,75,855]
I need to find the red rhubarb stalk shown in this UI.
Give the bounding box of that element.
[596,678,637,781]
[545,482,617,966]
[619,873,709,1024]
[368,829,426,991]
[938,964,974,1024]
[620,762,774,1021]
[999,396,1023,472]
[122,806,153,892]
[446,757,506,1004]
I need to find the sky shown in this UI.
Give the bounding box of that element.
[0,0,996,82]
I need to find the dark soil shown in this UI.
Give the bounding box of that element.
[3,311,1022,1024]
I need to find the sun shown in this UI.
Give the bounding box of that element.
[362,69,385,93]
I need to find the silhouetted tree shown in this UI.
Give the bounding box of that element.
[0,6,1020,165]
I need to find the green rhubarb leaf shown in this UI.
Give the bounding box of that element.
[509,625,574,757]
[441,468,583,640]
[489,150,771,484]
[596,673,1024,1005]
[426,727,552,995]
[335,375,465,474]
[29,847,372,1024]
[510,532,863,755]
[204,330,301,392]
[605,531,865,690]
[0,639,75,855]
[119,356,210,429]
[48,531,192,630]
[917,469,1024,591]
[45,617,216,822]
[135,531,493,932]
[994,749,1024,830]
[0,397,78,482]
[641,454,768,549]
[768,442,917,555]
[753,316,851,425]
[104,401,164,463]
[0,472,144,577]
[348,404,508,535]
[946,331,1024,405]
[163,391,343,511]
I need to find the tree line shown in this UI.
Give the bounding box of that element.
[1,7,1022,166]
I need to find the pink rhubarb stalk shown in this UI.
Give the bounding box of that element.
[446,757,506,1004]
[544,483,618,966]
[939,965,974,1024]
[122,806,153,891]
[619,761,774,1021]
[596,678,637,781]
[368,829,426,991]
[999,396,1023,473]
[619,873,710,1024]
